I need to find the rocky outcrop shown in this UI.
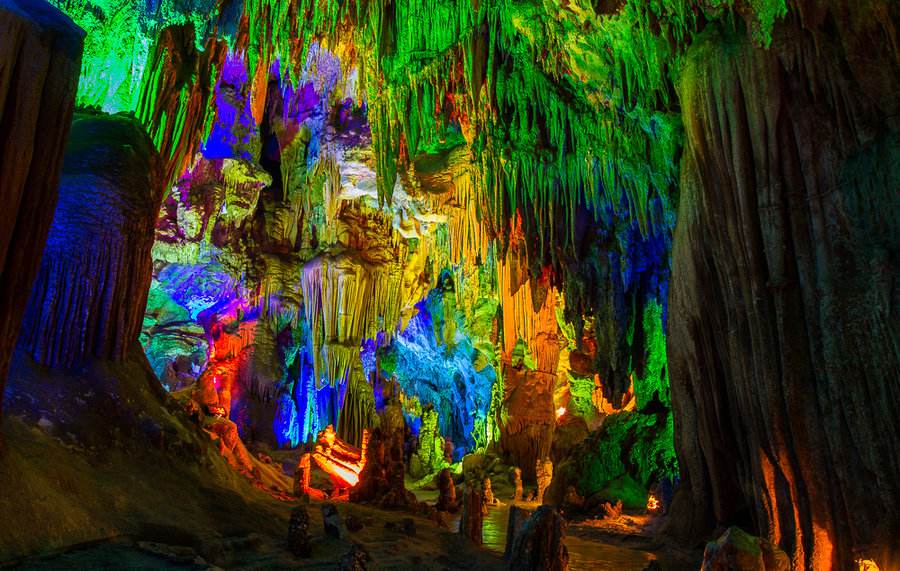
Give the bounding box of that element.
[666,6,900,568]
[0,0,82,426]
[287,504,312,557]
[499,365,556,481]
[702,527,789,571]
[503,505,532,560]
[20,113,164,367]
[136,23,226,188]
[435,468,458,513]
[507,506,569,571]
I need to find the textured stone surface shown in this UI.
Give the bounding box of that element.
[666,9,900,568]
[435,468,458,513]
[507,506,569,571]
[459,485,483,546]
[503,505,532,560]
[20,113,164,367]
[701,527,789,571]
[287,505,312,558]
[499,365,556,481]
[0,0,82,428]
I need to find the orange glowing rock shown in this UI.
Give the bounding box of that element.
[647,493,660,512]
[308,425,370,492]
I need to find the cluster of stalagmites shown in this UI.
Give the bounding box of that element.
[349,408,418,510]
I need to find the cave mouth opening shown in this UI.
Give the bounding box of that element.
[0,0,898,569]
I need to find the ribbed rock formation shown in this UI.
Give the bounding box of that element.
[500,365,556,482]
[0,0,82,426]
[666,8,900,568]
[507,506,569,571]
[20,113,164,367]
[136,23,226,188]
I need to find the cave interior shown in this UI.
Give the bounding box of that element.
[0,0,897,569]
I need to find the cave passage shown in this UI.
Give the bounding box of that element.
[0,0,897,569]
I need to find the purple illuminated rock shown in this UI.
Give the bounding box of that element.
[0,0,82,430]
[20,112,164,367]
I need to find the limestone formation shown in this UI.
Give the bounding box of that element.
[321,503,342,539]
[339,543,369,571]
[511,467,523,501]
[503,505,532,560]
[2,0,896,568]
[0,0,82,425]
[459,485,483,546]
[293,453,312,497]
[507,506,569,571]
[701,527,789,571]
[665,9,900,567]
[499,366,556,481]
[535,458,553,504]
[482,477,497,507]
[435,468,458,513]
[20,113,165,367]
[287,505,312,558]
[350,426,417,510]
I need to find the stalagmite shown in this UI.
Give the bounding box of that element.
[459,485,484,546]
[507,506,569,571]
[666,9,900,567]
[511,467,523,501]
[20,113,164,367]
[435,468,458,513]
[535,458,553,505]
[0,0,82,422]
[2,0,897,567]
[503,505,532,560]
[287,504,312,557]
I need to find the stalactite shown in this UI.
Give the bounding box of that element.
[136,24,227,188]
[301,251,403,387]
[497,252,560,374]
[336,361,376,447]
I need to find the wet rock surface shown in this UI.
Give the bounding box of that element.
[287,505,311,557]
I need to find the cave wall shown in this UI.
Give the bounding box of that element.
[19,113,164,367]
[0,0,82,426]
[666,6,900,567]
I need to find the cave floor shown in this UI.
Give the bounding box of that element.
[5,497,699,571]
[0,407,700,571]
[415,485,699,571]
[0,360,698,571]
